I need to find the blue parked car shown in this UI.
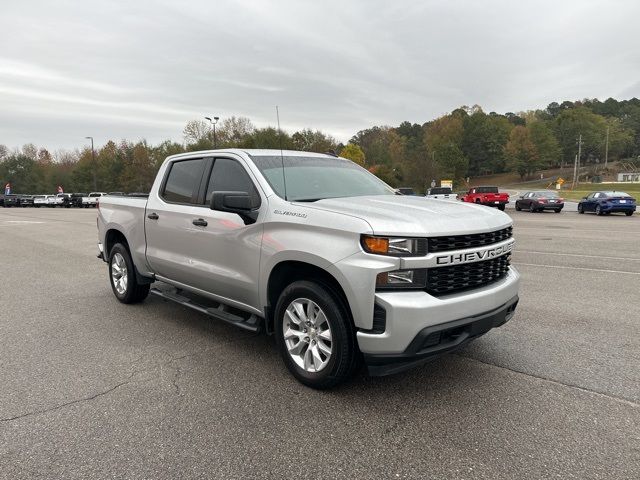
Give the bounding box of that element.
[578,191,636,216]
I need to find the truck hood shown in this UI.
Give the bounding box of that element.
[305,195,511,236]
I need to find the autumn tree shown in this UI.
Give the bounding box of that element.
[339,143,365,166]
[291,129,338,153]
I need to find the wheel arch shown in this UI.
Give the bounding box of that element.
[104,228,153,285]
[265,260,354,335]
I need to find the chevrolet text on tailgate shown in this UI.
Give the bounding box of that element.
[97,149,520,388]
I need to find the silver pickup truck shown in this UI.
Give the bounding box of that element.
[97,149,519,388]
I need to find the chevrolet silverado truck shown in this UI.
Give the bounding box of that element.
[97,149,519,388]
[461,186,509,210]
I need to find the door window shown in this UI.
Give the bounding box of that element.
[205,158,260,207]
[162,159,204,204]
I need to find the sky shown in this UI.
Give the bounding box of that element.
[1,0,639,151]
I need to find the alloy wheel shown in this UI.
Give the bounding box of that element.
[111,252,128,295]
[283,298,333,373]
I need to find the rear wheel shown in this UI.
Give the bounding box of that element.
[596,205,603,216]
[529,203,536,213]
[275,280,358,389]
[554,209,562,213]
[497,204,505,211]
[625,211,634,216]
[108,243,150,304]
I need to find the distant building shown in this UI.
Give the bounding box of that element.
[617,172,640,182]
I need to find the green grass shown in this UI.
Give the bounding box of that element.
[559,183,640,201]
[504,182,640,201]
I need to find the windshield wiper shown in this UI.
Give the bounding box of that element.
[293,198,324,202]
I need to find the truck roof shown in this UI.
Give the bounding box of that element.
[166,149,335,162]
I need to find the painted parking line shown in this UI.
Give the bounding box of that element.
[515,250,640,261]
[514,262,640,275]
[0,220,46,225]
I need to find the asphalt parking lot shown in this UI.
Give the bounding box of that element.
[1,207,638,479]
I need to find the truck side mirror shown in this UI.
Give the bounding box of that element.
[211,191,258,224]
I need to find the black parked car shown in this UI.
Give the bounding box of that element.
[18,195,34,207]
[515,190,564,213]
[71,193,86,208]
[2,194,21,207]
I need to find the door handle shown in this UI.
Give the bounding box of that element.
[192,218,208,227]
[147,213,159,220]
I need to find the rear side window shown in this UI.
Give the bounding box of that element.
[205,158,260,207]
[477,187,499,193]
[163,159,204,203]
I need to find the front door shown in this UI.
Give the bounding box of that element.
[185,156,264,311]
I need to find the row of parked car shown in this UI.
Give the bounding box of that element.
[0,192,130,208]
[398,186,637,216]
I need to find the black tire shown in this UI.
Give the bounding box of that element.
[529,203,536,213]
[515,202,521,211]
[554,209,562,213]
[625,211,634,216]
[596,205,603,216]
[497,204,505,211]
[274,280,359,389]
[108,243,150,304]
[578,204,584,214]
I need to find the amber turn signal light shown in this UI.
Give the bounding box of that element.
[362,236,389,254]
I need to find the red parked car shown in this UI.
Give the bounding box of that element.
[460,186,509,211]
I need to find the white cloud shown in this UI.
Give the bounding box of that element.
[0,0,639,150]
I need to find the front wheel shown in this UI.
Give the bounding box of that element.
[108,243,150,304]
[625,211,634,216]
[497,204,505,211]
[596,205,603,216]
[554,209,562,213]
[529,203,536,213]
[578,204,584,214]
[515,203,521,211]
[275,280,359,389]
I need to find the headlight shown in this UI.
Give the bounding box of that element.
[376,269,427,290]
[361,235,424,256]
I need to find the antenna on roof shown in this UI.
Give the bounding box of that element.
[276,105,288,201]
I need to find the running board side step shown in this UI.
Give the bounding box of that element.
[149,287,262,332]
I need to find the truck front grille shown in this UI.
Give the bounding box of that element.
[428,227,512,253]
[425,254,511,296]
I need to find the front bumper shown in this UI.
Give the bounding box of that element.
[357,265,520,356]
[364,294,519,376]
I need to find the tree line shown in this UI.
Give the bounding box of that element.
[1,97,639,194]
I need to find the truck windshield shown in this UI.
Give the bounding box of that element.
[249,155,395,201]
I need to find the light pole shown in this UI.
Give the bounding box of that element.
[204,116,220,149]
[85,136,97,190]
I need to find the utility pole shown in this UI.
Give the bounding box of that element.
[576,133,582,187]
[85,136,97,190]
[604,126,610,168]
[572,154,578,189]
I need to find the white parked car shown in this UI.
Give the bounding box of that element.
[425,187,454,200]
[82,192,107,208]
[33,195,56,207]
